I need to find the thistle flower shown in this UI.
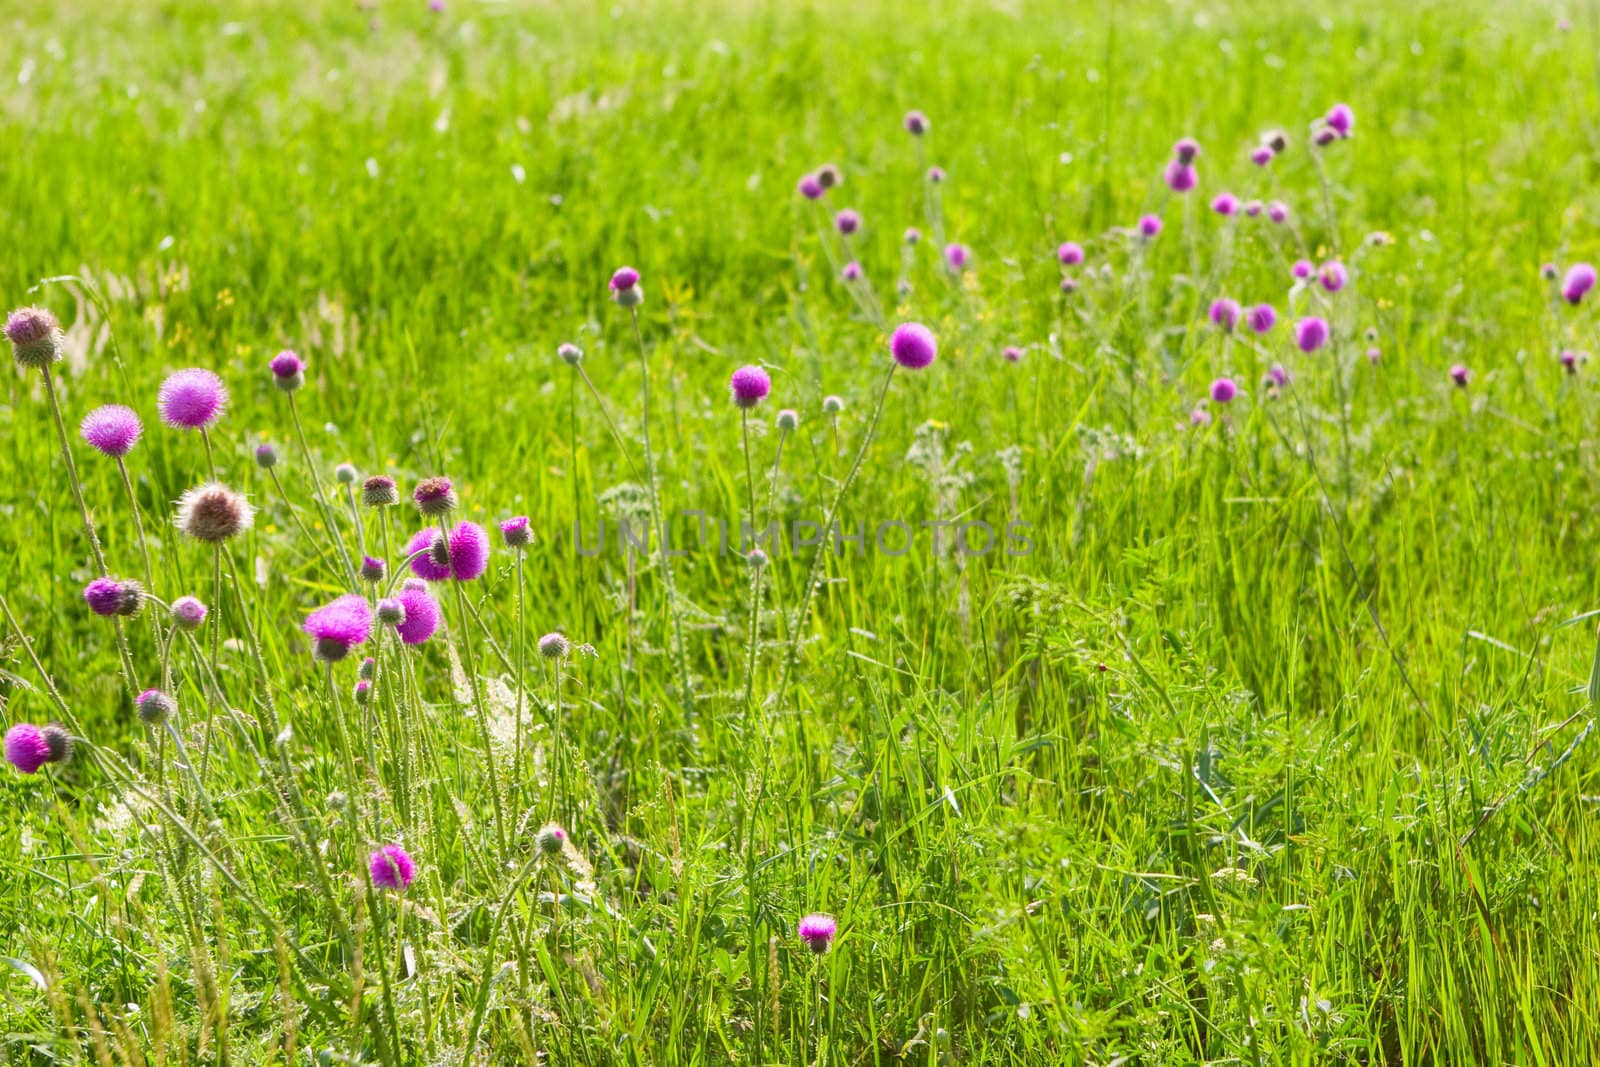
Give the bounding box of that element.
[1449,364,1471,387]
[835,210,861,236]
[1561,349,1580,374]
[1210,377,1238,403]
[5,306,63,369]
[362,475,399,508]
[413,476,457,517]
[360,556,387,583]
[1265,364,1291,388]
[304,594,373,662]
[334,463,357,485]
[1292,259,1313,279]
[797,174,824,200]
[1247,304,1277,333]
[354,679,372,705]
[748,547,769,568]
[822,395,844,414]
[816,163,841,189]
[1541,263,1560,282]
[1138,214,1163,239]
[40,724,72,765]
[1057,242,1084,266]
[943,243,970,270]
[269,350,305,392]
[1367,347,1382,365]
[1563,263,1596,305]
[1173,137,1201,163]
[890,323,937,370]
[158,368,228,430]
[1003,345,1023,363]
[536,823,568,856]
[501,515,532,548]
[903,227,922,245]
[394,585,441,644]
[1326,103,1354,138]
[359,656,376,681]
[610,266,644,308]
[558,342,583,365]
[1267,201,1289,224]
[80,405,143,458]
[1208,299,1241,332]
[1211,193,1239,217]
[136,688,176,726]
[1313,127,1337,147]
[5,724,54,774]
[1318,260,1348,292]
[1265,130,1289,153]
[926,166,946,183]
[406,522,490,581]
[1163,160,1197,193]
[176,483,254,543]
[1244,199,1262,217]
[1190,407,1212,428]
[798,912,837,954]
[376,598,406,625]
[1295,317,1330,353]
[903,110,929,135]
[1060,277,1078,294]
[841,261,863,282]
[1250,146,1274,166]
[369,844,416,890]
[539,632,571,660]
[171,595,209,630]
[255,443,278,468]
[84,577,126,617]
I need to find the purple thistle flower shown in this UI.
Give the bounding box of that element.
[1173,137,1201,164]
[1211,193,1239,217]
[80,405,143,458]
[136,688,175,725]
[1314,127,1338,147]
[394,585,441,645]
[369,844,416,890]
[610,266,640,292]
[158,368,227,430]
[890,323,938,370]
[1265,364,1291,388]
[1367,347,1383,365]
[1138,214,1163,239]
[360,555,387,583]
[730,365,772,408]
[835,210,861,236]
[500,515,532,548]
[1318,260,1349,292]
[1210,377,1238,403]
[797,174,824,200]
[539,632,571,659]
[903,227,922,245]
[5,306,63,369]
[903,110,929,136]
[1244,199,1262,217]
[1250,146,1274,166]
[1561,349,1580,373]
[303,595,373,662]
[1003,345,1023,363]
[1563,263,1596,305]
[1541,263,1560,281]
[5,724,53,774]
[406,522,490,581]
[943,243,970,271]
[1449,364,1471,387]
[1190,406,1212,428]
[1247,304,1277,333]
[798,912,837,954]
[1292,259,1314,280]
[1208,299,1242,332]
[255,443,278,468]
[841,261,863,282]
[1295,317,1330,353]
[269,350,305,392]
[1163,160,1197,193]
[1057,242,1084,266]
[171,595,209,630]
[926,166,946,183]
[83,577,126,617]
[413,476,457,518]
[1326,103,1354,137]
[1267,201,1289,224]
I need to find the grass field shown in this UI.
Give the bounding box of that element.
[4,0,1600,1062]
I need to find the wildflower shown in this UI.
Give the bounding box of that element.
[1563,263,1596,305]
[1003,346,1023,363]
[536,823,568,856]
[1244,200,1262,217]
[376,598,407,626]
[269,350,305,392]
[1561,349,1580,374]
[1138,214,1163,238]
[1163,160,1197,193]
[40,724,72,764]
[158,368,227,430]
[369,844,416,890]
[797,174,824,200]
[171,595,209,630]
[841,261,863,282]
[1367,347,1382,364]
[354,679,372,705]
[5,724,54,774]
[1211,193,1239,217]
[558,342,583,365]
[1313,127,1338,146]
[363,475,399,508]
[501,516,533,548]
[1242,304,1276,333]
[822,395,844,413]
[903,110,929,135]
[1060,277,1078,294]
[1292,259,1313,279]
[926,166,946,183]
[84,577,127,617]
[392,583,438,644]
[1449,364,1471,387]
[903,227,921,245]
[359,656,376,681]
[80,405,143,458]
[748,547,769,568]
[1057,242,1084,266]
[360,556,387,583]
[890,323,938,370]
[1190,406,1212,428]
[176,483,254,543]
[1250,146,1274,166]
[1319,260,1348,292]
[5,306,63,369]
[817,164,841,189]
[943,243,970,270]
[1265,130,1288,153]
[413,476,457,517]
[255,443,278,468]
[1541,263,1560,281]
[1295,317,1330,352]
[539,632,571,660]
[1267,201,1289,224]
[1208,299,1241,332]
[610,266,643,308]
[406,521,490,581]
[1173,137,1201,164]
[835,210,861,236]
[798,913,838,954]
[303,595,374,662]
[1326,103,1355,138]
[1210,377,1238,403]
[1265,364,1291,388]
[136,688,176,726]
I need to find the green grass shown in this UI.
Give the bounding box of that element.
[4,0,1600,1062]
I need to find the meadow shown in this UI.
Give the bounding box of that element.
[3,0,1600,1062]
